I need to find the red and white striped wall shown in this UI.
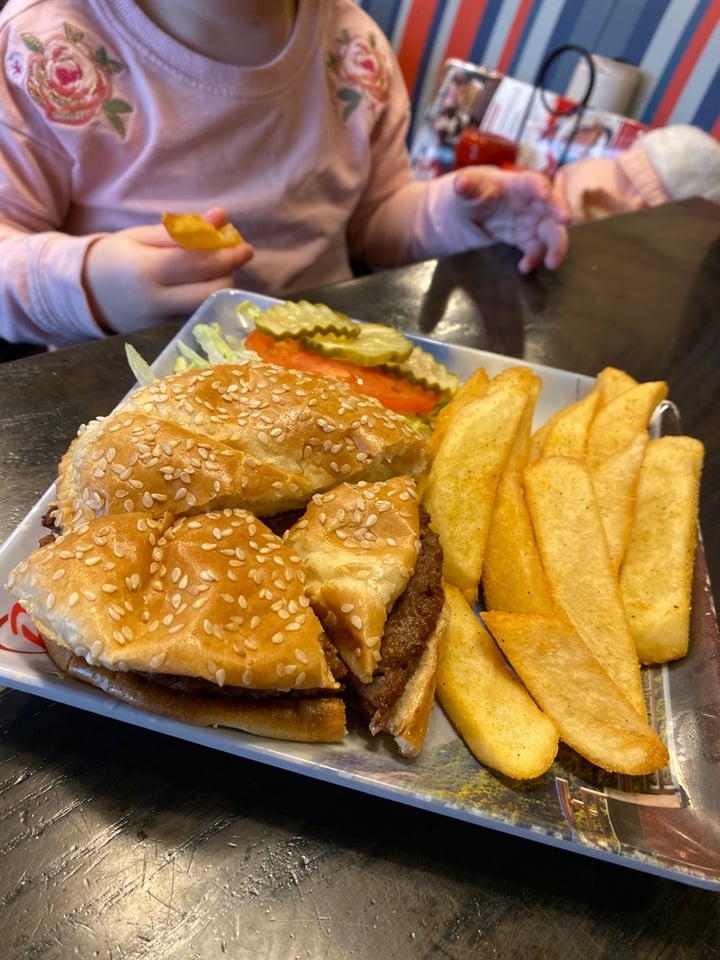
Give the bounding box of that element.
[358,0,720,138]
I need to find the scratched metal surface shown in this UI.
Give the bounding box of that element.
[1,200,720,958]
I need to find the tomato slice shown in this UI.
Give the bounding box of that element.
[245,329,440,415]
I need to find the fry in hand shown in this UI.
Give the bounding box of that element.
[162,211,244,249]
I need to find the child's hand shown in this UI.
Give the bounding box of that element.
[83,207,254,335]
[453,168,570,273]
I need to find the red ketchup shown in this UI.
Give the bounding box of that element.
[454,129,519,169]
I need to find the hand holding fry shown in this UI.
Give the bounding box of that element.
[83,216,254,335]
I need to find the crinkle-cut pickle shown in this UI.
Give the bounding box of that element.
[253,300,361,341]
[302,323,414,365]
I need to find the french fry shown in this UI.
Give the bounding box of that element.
[482,373,554,614]
[524,455,646,717]
[594,366,638,405]
[590,430,648,571]
[423,367,535,603]
[484,612,669,775]
[531,388,600,461]
[585,380,668,468]
[162,211,244,249]
[437,586,559,779]
[619,435,704,663]
[427,366,490,461]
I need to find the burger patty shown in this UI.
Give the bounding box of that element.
[134,633,349,697]
[352,507,444,729]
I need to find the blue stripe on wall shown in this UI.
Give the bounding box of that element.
[596,1,646,60]
[691,68,720,131]
[620,0,674,65]
[640,0,713,122]
[468,0,505,66]
[357,0,404,38]
[505,1,547,78]
[567,0,616,48]
[540,0,601,92]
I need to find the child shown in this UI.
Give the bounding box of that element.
[554,124,720,224]
[0,0,569,349]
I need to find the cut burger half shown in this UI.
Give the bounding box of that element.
[7,508,347,743]
[285,476,448,756]
[52,361,426,533]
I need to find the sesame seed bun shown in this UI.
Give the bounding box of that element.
[53,362,426,533]
[7,508,348,741]
[383,601,449,757]
[41,633,347,743]
[285,476,421,684]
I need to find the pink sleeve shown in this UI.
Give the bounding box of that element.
[359,173,492,265]
[0,228,107,347]
[344,42,496,269]
[554,152,671,224]
[0,84,105,346]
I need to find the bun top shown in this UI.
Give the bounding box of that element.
[285,476,421,683]
[54,362,426,532]
[7,508,338,692]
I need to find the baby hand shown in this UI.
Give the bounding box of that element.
[453,167,570,273]
[83,208,254,335]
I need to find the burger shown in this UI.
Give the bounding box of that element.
[7,361,447,756]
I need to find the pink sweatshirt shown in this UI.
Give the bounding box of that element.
[0,0,484,347]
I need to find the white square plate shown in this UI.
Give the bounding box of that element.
[2,289,719,890]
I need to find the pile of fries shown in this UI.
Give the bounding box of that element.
[422,365,703,780]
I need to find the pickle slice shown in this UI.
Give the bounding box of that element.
[383,345,460,401]
[254,300,360,341]
[303,323,413,365]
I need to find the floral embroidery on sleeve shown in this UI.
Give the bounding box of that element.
[326,29,391,124]
[13,22,133,137]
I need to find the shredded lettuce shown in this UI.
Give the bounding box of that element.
[236,299,263,325]
[125,343,156,385]
[172,321,259,373]
[192,322,253,364]
[174,339,210,372]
